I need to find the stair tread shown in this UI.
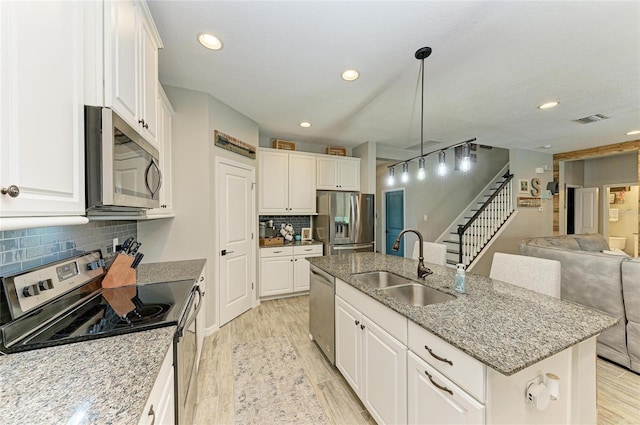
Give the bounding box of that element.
[446,249,458,254]
[443,240,458,244]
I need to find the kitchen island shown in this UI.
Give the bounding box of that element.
[308,252,618,425]
[0,259,205,425]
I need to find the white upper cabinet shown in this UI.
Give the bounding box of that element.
[0,1,86,217]
[145,86,173,217]
[317,156,360,191]
[259,149,316,214]
[90,0,162,146]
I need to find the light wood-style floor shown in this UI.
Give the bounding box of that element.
[193,295,640,425]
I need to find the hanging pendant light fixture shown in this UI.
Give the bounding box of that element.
[437,150,447,176]
[417,157,426,180]
[460,143,471,172]
[385,45,477,182]
[401,162,410,183]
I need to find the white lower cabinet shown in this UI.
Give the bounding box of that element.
[408,351,485,425]
[139,344,174,425]
[259,245,322,297]
[335,295,407,425]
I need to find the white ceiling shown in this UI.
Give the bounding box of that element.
[148,1,640,156]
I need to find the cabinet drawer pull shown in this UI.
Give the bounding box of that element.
[424,371,453,396]
[425,345,453,366]
[273,250,282,253]
[147,405,156,425]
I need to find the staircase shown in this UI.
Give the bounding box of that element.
[437,165,515,267]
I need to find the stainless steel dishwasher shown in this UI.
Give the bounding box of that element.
[309,264,335,364]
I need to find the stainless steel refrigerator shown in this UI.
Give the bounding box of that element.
[313,191,375,255]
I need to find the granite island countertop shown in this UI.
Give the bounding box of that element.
[308,252,619,376]
[0,258,206,425]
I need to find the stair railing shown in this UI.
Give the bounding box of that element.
[457,172,514,266]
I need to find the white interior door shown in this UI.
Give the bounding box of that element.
[218,161,254,326]
[575,187,599,234]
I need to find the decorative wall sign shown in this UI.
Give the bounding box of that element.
[517,197,542,208]
[530,178,541,197]
[518,179,529,193]
[214,130,256,159]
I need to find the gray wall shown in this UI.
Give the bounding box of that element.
[353,141,376,195]
[375,146,510,253]
[471,149,554,276]
[584,153,638,187]
[0,221,137,276]
[137,86,259,331]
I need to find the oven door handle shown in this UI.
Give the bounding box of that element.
[177,286,203,339]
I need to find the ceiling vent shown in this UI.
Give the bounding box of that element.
[574,114,609,124]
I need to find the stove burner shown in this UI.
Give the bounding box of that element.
[122,304,169,324]
[88,303,171,334]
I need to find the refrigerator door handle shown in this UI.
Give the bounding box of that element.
[350,193,358,243]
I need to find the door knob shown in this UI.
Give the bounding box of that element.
[1,185,20,198]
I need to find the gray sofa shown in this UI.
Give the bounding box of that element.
[519,233,640,373]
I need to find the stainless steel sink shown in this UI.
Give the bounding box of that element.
[350,271,412,288]
[380,284,455,307]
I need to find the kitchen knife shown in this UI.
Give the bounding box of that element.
[119,237,135,253]
[131,253,144,269]
[128,241,142,256]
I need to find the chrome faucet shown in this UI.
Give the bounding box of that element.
[392,229,433,279]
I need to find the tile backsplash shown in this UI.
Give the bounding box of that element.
[0,221,137,276]
[259,215,312,235]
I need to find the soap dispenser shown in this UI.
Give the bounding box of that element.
[455,263,466,294]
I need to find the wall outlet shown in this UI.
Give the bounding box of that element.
[423,214,428,222]
[538,206,544,212]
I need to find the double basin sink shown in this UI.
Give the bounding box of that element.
[350,271,455,307]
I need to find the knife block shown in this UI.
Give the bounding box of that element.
[102,253,137,288]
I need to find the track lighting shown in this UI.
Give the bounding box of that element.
[401,162,409,183]
[417,157,426,180]
[460,143,471,172]
[437,150,447,176]
[387,167,395,186]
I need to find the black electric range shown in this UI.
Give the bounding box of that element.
[0,251,196,355]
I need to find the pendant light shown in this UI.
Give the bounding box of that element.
[437,150,447,176]
[401,162,410,183]
[417,157,426,180]
[416,46,432,180]
[387,166,395,185]
[460,143,471,172]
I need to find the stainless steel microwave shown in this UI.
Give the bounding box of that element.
[85,106,161,213]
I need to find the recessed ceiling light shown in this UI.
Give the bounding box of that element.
[197,33,223,50]
[341,69,359,81]
[626,130,640,136]
[538,101,559,110]
[299,122,312,128]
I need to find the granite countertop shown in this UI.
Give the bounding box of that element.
[136,258,207,284]
[0,259,206,425]
[0,327,175,424]
[308,253,619,376]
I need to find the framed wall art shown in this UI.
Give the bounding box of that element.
[518,179,530,193]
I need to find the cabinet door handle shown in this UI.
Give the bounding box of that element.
[424,371,453,396]
[200,276,204,282]
[355,320,360,326]
[1,185,20,198]
[147,405,156,425]
[360,324,365,330]
[425,345,453,366]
